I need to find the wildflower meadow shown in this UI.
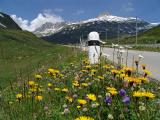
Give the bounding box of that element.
[1,50,160,120]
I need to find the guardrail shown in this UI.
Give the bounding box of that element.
[103,44,160,48]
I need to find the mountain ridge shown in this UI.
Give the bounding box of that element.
[34,13,159,38]
[0,12,21,30]
[41,14,152,44]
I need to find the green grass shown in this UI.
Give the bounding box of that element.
[105,25,160,45]
[0,29,83,89]
[123,25,160,44]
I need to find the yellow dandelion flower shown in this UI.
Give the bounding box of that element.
[35,74,42,80]
[28,80,35,86]
[106,87,117,95]
[119,69,125,74]
[54,87,61,91]
[77,105,81,109]
[48,83,52,87]
[82,60,90,65]
[35,95,43,101]
[48,68,54,74]
[141,64,146,70]
[124,77,141,84]
[48,68,60,75]
[120,73,126,78]
[143,70,152,77]
[29,88,37,93]
[139,77,149,83]
[54,70,60,74]
[59,74,64,78]
[122,67,135,76]
[81,70,87,73]
[123,67,134,71]
[62,88,69,92]
[111,69,119,74]
[103,65,110,69]
[78,99,87,105]
[86,65,91,70]
[133,91,155,99]
[87,94,96,101]
[72,81,79,87]
[91,69,97,73]
[75,116,94,120]
[65,96,73,103]
[143,92,155,99]
[133,91,143,97]
[109,90,118,95]
[82,83,89,87]
[133,78,141,84]
[106,87,116,91]
[97,76,104,80]
[16,93,22,100]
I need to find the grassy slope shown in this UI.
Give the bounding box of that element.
[0,29,82,89]
[106,25,160,45]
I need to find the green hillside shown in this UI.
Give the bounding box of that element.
[107,25,160,44]
[0,29,80,89]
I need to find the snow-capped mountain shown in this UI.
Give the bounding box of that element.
[70,13,138,25]
[34,13,142,37]
[33,22,66,37]
[42,13,151,44]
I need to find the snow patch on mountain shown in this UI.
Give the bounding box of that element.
[33,22,66,36]
[69,13,138,25]
[35,26,64,37]
[144,22,160,29]
[0,22,7,28]
[0,13,4,18]
[150,22,160,26]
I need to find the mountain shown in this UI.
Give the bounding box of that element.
[33,22,66,37]
[115,25,160,44]
[41,13,151,44]
[0,12,21,30]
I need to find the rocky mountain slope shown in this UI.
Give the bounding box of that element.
[41,13,152,44]
[0,12,21,30]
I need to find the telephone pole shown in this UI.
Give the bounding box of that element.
[118,23,120,44]
[106,29,108,42]
[135,17,138,45]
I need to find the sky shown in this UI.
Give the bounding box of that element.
[1,0,160,31]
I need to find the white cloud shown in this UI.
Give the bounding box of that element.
[122,2,134,12]
[11,15,30,30]
[73,10,85,15]
[11,10,64,31]
[54,8,64,12]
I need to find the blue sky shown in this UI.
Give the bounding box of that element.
[1,0,160,23]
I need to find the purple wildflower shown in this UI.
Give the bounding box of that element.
[122,96,130,104]
[119,89,126,97]
[105,96,112,104]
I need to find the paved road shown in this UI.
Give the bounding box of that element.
[102,47,160,80]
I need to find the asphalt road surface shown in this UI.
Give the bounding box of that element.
[102,47,160,80]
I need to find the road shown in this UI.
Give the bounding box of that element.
[102,47,160,80]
